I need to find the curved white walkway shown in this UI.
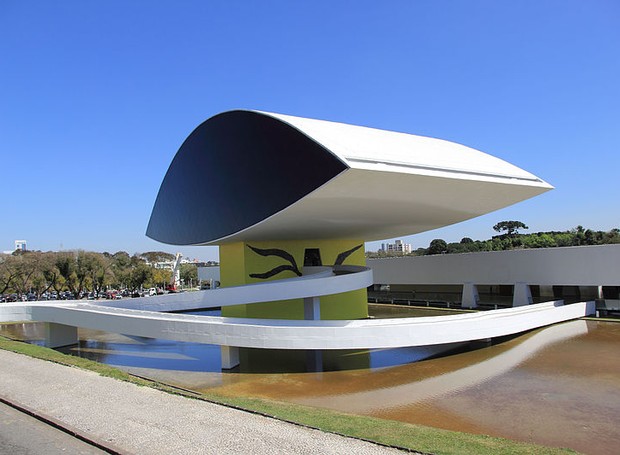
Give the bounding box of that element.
[94,265,372,312]
[0,299,594,350]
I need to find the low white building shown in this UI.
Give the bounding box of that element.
[368,244,620,311]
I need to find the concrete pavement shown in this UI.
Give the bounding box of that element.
[0,401,106,455]
[0,349,406,454]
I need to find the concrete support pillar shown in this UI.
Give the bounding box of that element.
[44,323,78,348]
[513,282,533,307]
[597,286,604,299]
[306,350,323,372]
[221,345,240,370]
[461,282,479,309]
[304,296,321,320]
[302,296,322,371]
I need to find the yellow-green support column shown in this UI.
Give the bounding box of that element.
[219,239,368,320]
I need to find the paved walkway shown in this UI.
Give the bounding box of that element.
[0,350,405,454]
[0,401,106,454]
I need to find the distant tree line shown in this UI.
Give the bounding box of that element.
[0,250,202,300]
[366,223,620,258]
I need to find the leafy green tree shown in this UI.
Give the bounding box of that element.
[76,251,111,295]
[426,239,448,255]
[554,233,574,247]
[55,252,79,296]
[91,254,112,295]
[40,254,62,296]
[493,221,529,236]
[0,254,22,294]
[605,228,620,244]
[110,251,131,289]
[140,251,175,263]
[149,268,172,289]
[584,229,596,245]
[523,233,556,249]
[8,253,37,296]
[74,251,102,297]
[180,263,198,288]
[27,252,58,298]
[127,259,153,291]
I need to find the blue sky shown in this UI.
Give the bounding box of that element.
[1,1,618,261]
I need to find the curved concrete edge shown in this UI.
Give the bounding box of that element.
[0,393,124,455]
[0,300,596,350]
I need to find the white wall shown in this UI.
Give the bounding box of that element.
[369,244,620,286]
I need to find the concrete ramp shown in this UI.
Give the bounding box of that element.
[0,299,595,350]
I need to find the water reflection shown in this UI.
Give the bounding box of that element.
[0,321,46,345]
[295,320,590,412]
[59,336,223,373]
[204,320,620,455]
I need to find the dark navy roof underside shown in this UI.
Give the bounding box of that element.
[146,110,348,245]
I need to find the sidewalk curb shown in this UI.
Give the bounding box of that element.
[0,394,127,455]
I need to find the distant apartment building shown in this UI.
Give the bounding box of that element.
[149,255,197,271]
[380,239,412,254]
[14,240,27,251]
[151,261,175,270]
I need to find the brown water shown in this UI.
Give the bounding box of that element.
[2,307,619,454]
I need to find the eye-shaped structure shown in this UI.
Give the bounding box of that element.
[0,111,569,372]
[146,110,552,246]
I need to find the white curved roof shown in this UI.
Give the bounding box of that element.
[147,110,552,245]
[265,111,544,184]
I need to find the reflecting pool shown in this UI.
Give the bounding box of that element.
[2,305,619,454]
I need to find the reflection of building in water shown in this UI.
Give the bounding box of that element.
[295,320,589,413]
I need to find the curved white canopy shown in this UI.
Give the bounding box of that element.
[147,110,552,245]
[265,111,543,184]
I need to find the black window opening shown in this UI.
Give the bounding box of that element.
[303,248,322,267]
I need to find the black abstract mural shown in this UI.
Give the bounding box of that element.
[334,244,363,266]
[248,243,363,280]
[247,245,302,279]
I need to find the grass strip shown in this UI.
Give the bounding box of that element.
[0,335,577,455]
